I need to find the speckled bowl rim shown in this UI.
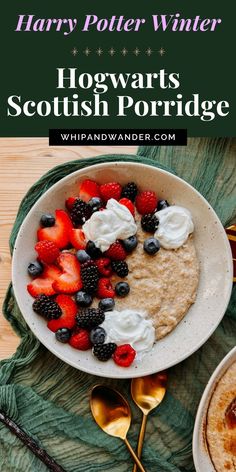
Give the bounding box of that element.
[193,346,236,472]
[12,161,233,379]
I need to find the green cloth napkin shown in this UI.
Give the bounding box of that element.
[1,139,235,472]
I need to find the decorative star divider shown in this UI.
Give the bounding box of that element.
[71,47,166,57]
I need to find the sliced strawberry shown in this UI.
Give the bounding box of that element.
[37,209,73,249]
[47,294,77,332]
[97,278,115,299]
[66,197,77,211]
[53,253,82,294]
[27,265,61,297]
[69,228,86,250]
[79,179,101,203]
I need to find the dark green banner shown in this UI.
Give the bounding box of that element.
[1,0,235,137]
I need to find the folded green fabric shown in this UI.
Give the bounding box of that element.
[1,139,235,472]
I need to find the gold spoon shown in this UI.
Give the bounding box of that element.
[90,384,147,472]
[131,372,168,472]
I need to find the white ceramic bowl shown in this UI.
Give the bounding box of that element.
[12,161,233,378]
[193,346,236,471]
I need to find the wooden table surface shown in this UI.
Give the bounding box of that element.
[0,139,137,360]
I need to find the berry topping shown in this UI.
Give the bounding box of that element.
[75,290,93,307]
[28,260,43,277]
[121,182,138,202]
[32,294,62,320]
[115,282,130,297]
[55,328,71,343]
[27,265,61,297]
[111,260,129,278]
[69,228,86,250]
[122,235,138,253]
[119,198,135,216]
[100,182,122,202]
[81,260,100,294]
[143,237,160,255]
[35,240,60,264]
[113,344,136,367]
[93,343,117,362]
[88,197,103,213]
[157,199,170,211]
[95,258,112,277]
[90,326,106,345]
[40,213,55,227]
[98,298,115,312]
[76,250,91,264]
[97,278,115,299]
[37,209,72,249]
[79,179,101,203]
[70,198,92,227]
[66,196,77,211]
[141,213,159,233]
[86,241,102,259]
[76,308,105,330]
[69,328,92,350]
[53,253,82,294]
[47,294,77,332]
[136,191,158,215]
[105,241,127,261]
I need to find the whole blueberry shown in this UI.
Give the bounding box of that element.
[86,241,102,259]
[144,237,160,255]
[157,200,169,211]
[76,250,91,264]
[28,261,43,277]
[115,282,130,297]
[55,328,71,343]
[75,291,93,307]
[40,213,55,227]
[88,197,103,213]
[90,327,106,345]
[122,235,138,253]
[98,298,115,312]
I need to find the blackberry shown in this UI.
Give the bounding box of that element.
[141,213,159,232]
[76,308,105,330]
[121,182,138,202]
[32,294,62,320]
[93,343,117,361]
[70,198,91,226]
[111,260,129,277]
[81,260,100,294]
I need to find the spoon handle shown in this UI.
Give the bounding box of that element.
[124,437,147,472]
[132,413,148,472]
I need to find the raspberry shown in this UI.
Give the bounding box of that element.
[70,198,92,226]
[135,191,158,215]
[35,240,60,264]
[113,344,136,367]
[81,260,99,294]
[111,261,129,278]
[32,294,62,320]
[93,343,117,361]
[141,213,159,232]
[69,328,92,350]
[97,278,115,299]
[95,258,112,277]
[76,308,105,330]
[119,198,135,216]
[121,182,138,202]
[100,182,122,202]
[66,196,77,211]
[105,241,127,261]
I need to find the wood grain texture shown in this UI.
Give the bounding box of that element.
[0,139,137,360]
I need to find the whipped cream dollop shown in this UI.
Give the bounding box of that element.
[101,309,155,354]
[154,205,194,249]
[82,198,137,252]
